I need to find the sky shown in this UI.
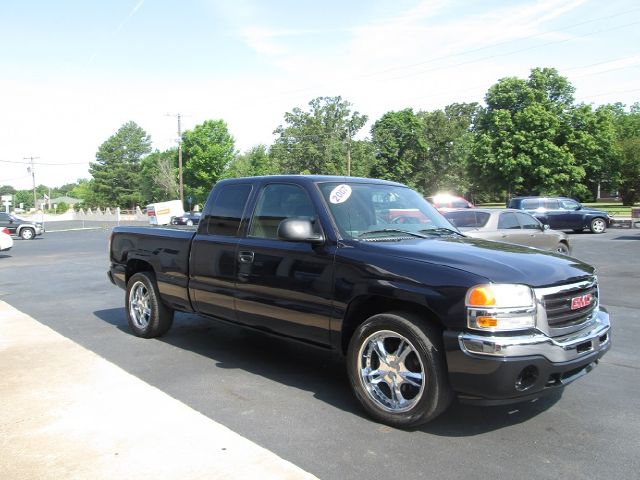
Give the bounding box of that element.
[1,0,639,190]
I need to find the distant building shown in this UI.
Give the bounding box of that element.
[36,196,82,210]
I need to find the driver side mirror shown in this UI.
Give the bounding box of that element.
[542,224,550,231]
[278,218,324,244]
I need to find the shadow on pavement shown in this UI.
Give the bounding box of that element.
[94,307,561,436]
[613,234,640,240]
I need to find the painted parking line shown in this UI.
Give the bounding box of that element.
[0,301,317,480]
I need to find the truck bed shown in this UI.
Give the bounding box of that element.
[109,226,196,312]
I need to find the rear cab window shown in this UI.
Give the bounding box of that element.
[202,184,252,236]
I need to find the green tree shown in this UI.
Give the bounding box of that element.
[69,179,94,207]
[271,96,368,175]
[0,185,16,196]
[609,102,640,204]
[89,121,152,207]
[470,68,587,200]
[565,104,620,200]
[418,102,480,195]
[224,145,279,178]
[14,190,33,210]
[140,149,179,204]
[370,108,427,189]
[618,138,640,205]
[182,119,236,204]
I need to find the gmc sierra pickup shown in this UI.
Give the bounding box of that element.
[108,176,611,427]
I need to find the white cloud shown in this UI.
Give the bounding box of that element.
[2,0,637,190]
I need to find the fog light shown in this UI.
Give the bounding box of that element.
[515,366,539,392]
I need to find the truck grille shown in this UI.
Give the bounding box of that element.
[542,282,598,329]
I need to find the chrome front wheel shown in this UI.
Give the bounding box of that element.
[357,330,425,413]
[347,312,452,428]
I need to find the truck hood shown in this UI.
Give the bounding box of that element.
[357,237,594,287]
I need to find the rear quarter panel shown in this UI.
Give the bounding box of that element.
[110,226,196,311]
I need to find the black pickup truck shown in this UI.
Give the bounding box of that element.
[108,176,611,427]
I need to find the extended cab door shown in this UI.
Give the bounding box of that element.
[234,182,335,346]
[189,183,253,322]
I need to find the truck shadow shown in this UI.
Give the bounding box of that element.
[94,308,561,436]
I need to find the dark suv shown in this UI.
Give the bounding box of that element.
[507,197,610,233]
[0,212,45,239]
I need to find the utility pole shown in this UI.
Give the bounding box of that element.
[24,156,39,210]
[166,113,184,203]
[346,132,352,177]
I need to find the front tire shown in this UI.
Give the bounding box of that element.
[589,218,607,234]
[556,242,570,255]
[126,272,174,338]
[20,228,35,240]
[347,311,452,428]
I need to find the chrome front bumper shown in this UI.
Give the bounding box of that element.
[459,309,610,363]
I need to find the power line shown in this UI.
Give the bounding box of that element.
[253,8,640,103]
[0,159,89,165]
[362,7,640,79]
[388,19,640,81]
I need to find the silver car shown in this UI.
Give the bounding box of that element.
[444,208,571,255]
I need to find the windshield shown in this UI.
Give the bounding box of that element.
[318,182,457,240]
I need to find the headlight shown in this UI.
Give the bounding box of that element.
[465,284,536,332]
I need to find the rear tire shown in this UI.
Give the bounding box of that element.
[347,311,452,428]
[126,272,174,338]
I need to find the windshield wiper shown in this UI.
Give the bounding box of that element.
[358,229,429,239]
[418,227,464,237]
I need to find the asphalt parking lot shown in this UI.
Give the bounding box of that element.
[1,227,639,479]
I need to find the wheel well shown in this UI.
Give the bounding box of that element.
[340,295,442,355]
[125,259,154,284]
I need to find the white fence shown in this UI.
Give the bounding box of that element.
[23,207,147,223]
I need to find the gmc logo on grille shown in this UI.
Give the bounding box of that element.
[571,294,593,310]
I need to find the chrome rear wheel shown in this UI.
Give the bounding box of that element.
[125,272,174,338]
[129,280,151,330]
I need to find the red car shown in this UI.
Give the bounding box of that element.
[426,194,474,213]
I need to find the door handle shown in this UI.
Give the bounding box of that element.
[238,251,255,264]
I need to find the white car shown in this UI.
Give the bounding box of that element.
[0,227,13,252]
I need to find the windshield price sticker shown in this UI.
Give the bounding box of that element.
[329,184,352,204]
